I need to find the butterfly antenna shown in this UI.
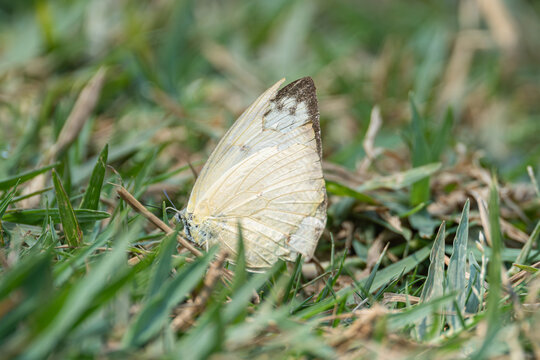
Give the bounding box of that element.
[163,190,183,223]
[163,190,176,209]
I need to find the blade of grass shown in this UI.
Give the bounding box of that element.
[0,253,52,340]
[326,181,377,204]
[388,292,456,331]
[446,199,469,331]
[408,95,431,205]
[223,261,283,324]
[476,178,504,358]
[173,303,224,360]
[53,223,116,285]
[431,108,454,160]
[465,252,482,314]
[511,220,540,275]
[146,231,178,298]
[2,208,110,225]
[0,180,19,217]
[0,163,59,191]
[357,162,441,192]
[52,169,82,247]
[356,247,430,292]
[21,221,135,360]
[363,243,389,295]
[232,222,247,292]
[79,144,108,210]
[122,248,216,347]
[281,254,303,304]
[418,221,446,339]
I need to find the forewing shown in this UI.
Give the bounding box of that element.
[187,79,284,209]
[187,77,322,211]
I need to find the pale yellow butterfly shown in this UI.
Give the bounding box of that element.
[179,77,326,270]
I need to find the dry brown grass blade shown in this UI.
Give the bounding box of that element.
[326,305,390,352]
[382,293,420,305]
[116,186,202,257]
[201,41,263,93]
[19,174,48,209]
[47,67,107,161]
[476,0,519,54]
[171,248,229,332]
[150,87,186,119]
[527,166,540,198]
[20,67,107,209]
[436,29,491,110]
[510,261,540,288]
[359,233,387,278]
[358,105,383,173]
[472,190,492,246]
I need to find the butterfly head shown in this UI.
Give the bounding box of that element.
[177,209,208,249]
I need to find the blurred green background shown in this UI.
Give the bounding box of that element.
[2,0,539,182]
[1,2,540,358]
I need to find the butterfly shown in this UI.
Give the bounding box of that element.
[179,77,326,271]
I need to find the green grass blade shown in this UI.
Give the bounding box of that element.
[2,208,110,225]
[431,108,454,161]
[52,169,82,247]
[356,247,431,292]
[223,262,283,324]
[282,254,303,304]
[53,223,116,286]
[79,144,108,210]
[357,162,441,192]
[0,163,59,191]
[146,231,178,298]
[388,292,456,331]
[326,180,377,204]
[122,249,216,347]
[408,95,431,205]
[511,220,540,274]
[446,199,469,331]
[0,253,52,341]
[465,252,482,314]
[173,304,224,360]
[232,222,247,292]
[418,221,446,339]
[363,243,389,295]
[0,180,19,217]
[21,221,134,360]
[476,179,504,358]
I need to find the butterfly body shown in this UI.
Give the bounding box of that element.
[181,77,326,270]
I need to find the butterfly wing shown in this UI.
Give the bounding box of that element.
[187,79,285,208]
[185,77,326,269]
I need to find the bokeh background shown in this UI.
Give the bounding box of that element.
[2,0,539,184]
[2,1,540,358]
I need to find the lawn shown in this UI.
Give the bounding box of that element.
[1,1,539,358]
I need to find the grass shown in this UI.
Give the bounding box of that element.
[1,0,540,358]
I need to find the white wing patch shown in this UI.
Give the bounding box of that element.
[183,77,326,270]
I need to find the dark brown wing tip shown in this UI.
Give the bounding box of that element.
[275,77,322,158]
